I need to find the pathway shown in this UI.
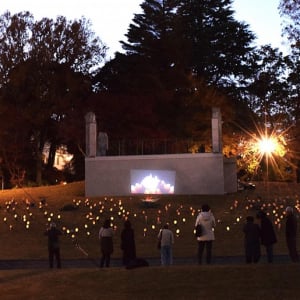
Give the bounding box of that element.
[0,255,292,270]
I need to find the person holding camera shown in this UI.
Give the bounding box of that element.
[44,222,62,269]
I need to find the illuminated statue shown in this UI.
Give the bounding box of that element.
[97,132,108,156]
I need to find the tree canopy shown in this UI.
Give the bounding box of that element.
[279,0,300,46]
[0,11,106,186]
[0,1,299,185]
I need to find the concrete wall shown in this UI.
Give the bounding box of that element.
[85,153,237,196]
[224,157,237,193]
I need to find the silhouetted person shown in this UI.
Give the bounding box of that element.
[99,219,114,267]
[198,144,205,153]
[243,216,261,263]
[44,222,62,268]
[256,210,277,263]
[285,206,299,262]
[121,220,136,266]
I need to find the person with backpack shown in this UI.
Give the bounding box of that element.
[195,204,216,264]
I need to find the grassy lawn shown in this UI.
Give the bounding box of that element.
[1,265,300,300]
[0,181,300,299]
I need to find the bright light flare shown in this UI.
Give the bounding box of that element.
[258,137,277,155]
[257,135,286,157]
[237,125,290,180]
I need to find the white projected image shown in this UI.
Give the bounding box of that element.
[131,169,175,194]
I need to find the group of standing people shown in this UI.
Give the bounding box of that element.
[98,219,175,267]
[156,203,216,266]
[243,211,277,263]
[44,203,299,269]
[156,204,216,267]
[243,206,299,264]
[98,219,136,267]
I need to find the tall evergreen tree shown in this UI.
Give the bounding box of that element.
[178,0,255,86]
[97,0,257,140]
[99,0,185,93]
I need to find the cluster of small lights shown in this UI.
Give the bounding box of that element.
[0,195,200,241]
[227,194,300,231]
[1,190,299,250]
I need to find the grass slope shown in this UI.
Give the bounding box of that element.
[0,181,300,299]
[0,181,299,259]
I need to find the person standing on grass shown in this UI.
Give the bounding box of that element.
[121,219,136,266]
[158,223,174,266]
[256,210,277,263]
[195,204,216,264]
[99,219,114,268]
[44,222,62,269]
[285,206,299,262]
[243,216,261,263]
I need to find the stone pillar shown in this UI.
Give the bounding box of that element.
[85,112,97,157]
[211,107,222,153]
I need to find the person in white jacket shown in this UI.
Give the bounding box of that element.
[195,204,216,264]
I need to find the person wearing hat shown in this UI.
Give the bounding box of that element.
[44,222,62,268]
[285,206,299,262]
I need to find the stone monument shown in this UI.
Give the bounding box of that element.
[85,112,97,157]
[97,132,108,156]
[211,107,222,153]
